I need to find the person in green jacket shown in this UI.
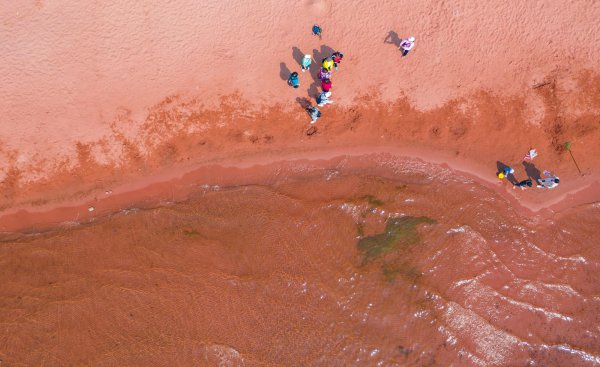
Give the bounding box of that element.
[301,54,313,72]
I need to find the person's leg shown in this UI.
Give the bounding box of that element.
[402,49,409,57]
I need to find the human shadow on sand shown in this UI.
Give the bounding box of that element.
[279,62,291,81]
[522,161,542,182]
[295,97,312,110]
[384,31,401,46]
[496,161,518,184]
[292,47,305,68]
[307,45,335,98]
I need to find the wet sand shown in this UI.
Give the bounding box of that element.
[1,148,600,236]
[2,0,600,366]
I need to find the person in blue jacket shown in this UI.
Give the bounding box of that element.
[287,72,299,88]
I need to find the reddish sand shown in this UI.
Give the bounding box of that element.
[1,0,600,210]
[1,1,600,366]
[1,159,599,366]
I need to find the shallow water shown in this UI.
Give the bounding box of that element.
[1,157,598,366]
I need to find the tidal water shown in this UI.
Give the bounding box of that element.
[1,156,598,366]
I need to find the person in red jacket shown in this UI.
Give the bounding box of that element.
[322,78,332,92]
[331,51,344,70]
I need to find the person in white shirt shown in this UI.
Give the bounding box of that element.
[537,171,560,189]
[399,36,415,57]
[307,106,321,124]
[317,91,333,107]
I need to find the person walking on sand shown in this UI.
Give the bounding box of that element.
[307,106,321,124]
[317,91,333,107]
[319,67,331,81]
[332,51,344,70]
[537,171,560,188]
[321,78,332,92]
[301,54,312,72]
[513,179,533,190]
[399,36,415,57]
[287,71,299,88]
[322,57,334,72]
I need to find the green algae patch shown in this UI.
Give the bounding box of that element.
[382,263,422,283]
[357,216,435,264]
[361,194,384,207]
[183,229,200,237]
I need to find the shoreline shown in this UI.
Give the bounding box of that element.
[2,145,598,236]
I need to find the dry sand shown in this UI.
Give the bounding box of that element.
[1,0,600,214]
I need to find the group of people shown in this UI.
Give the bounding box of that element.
[306,51,344,123]
[286,29,564,190]
[498,149,560,190]
[288,53,344,123]
[287,26,415,124]
[286,25,345,124]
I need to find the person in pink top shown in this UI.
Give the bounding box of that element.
[399,36,415,57]
[319,67,331,81]
[321,78,332,92]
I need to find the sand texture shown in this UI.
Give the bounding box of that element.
[0,0,599,206]
[1,1,600,366]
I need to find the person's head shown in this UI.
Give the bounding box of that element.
[554,178,560,184]
[497,172,505,179]
[526,181,533,187]
[408,36,415,42]
[291,72,298,77]
[304,54,311,59]
[324,78,331,84]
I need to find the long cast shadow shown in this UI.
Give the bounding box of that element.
[308,45,335,97]
[522,162,542,182]
[307,83,320,100]
[384,30,401,46]
[496,161,518,184]
[279,62,291,82]
[295,97,312,110]
[292,47,305,67]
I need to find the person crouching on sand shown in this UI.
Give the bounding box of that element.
[399,37,415,57]
[322,57,334,72]
[319,67,331,81]
[301,55,312,72]
[513,179,533,190]
[317,91,333,107]
[307,106,321,124]
[312,25,322,39]
[287,72,299,88]
[321,78,332,92]
[332,51,344,70]
[537,171,560,189]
